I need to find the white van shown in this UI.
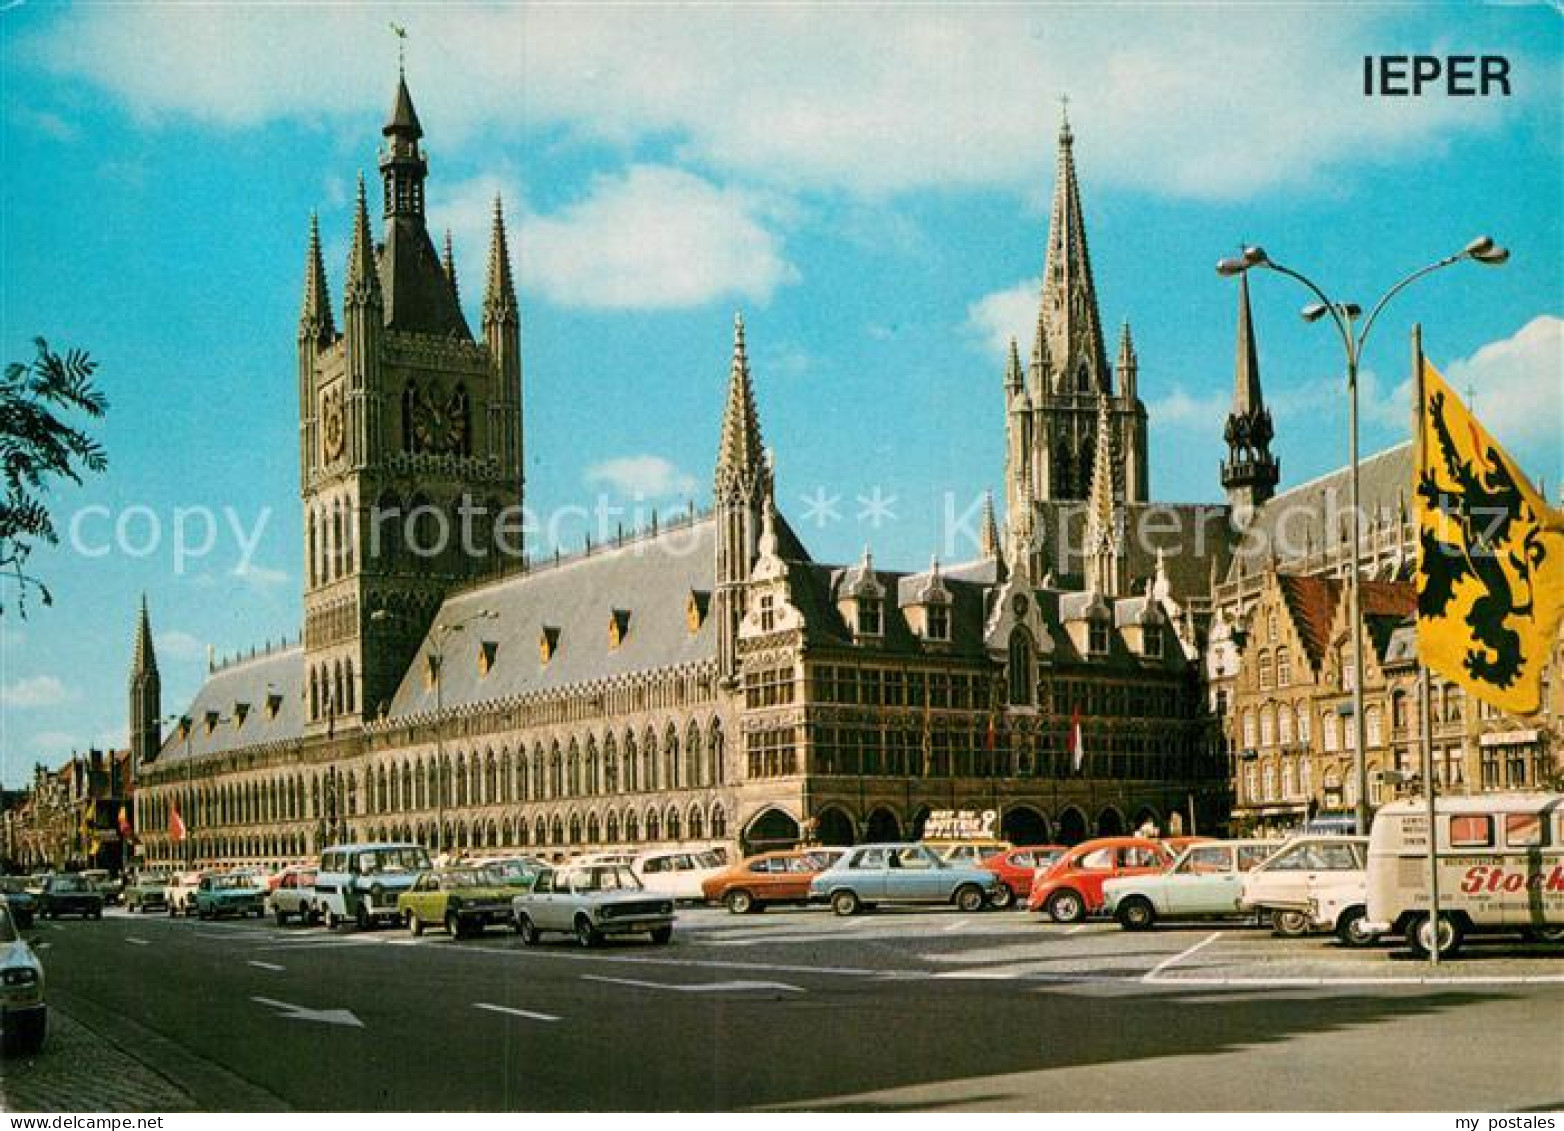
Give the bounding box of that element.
[630,848,727,901]
[1364,793,1564,959]
[315,842,432,930]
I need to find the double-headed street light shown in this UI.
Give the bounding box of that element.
[1216,236,1508,835]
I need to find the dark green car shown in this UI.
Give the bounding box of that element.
[397,867,515,938]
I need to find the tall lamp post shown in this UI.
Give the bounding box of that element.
[371,607,496,857]
[1217,236,1508,835]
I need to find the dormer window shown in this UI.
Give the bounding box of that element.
[759,593,777,634]
[686,590,710,634]
[478,639,499,676]
[233,702,250,727]
[265,693,283,720]
[927,603,951,642]
[1088,621,1110,656]
[423,653,440,689]
[539,625,561,664]
[608,609,631,650]
[858,598,883,637]
[204,710,220,735]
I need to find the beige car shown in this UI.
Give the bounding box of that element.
[1240,836,1375,945]
[165,870,210,917]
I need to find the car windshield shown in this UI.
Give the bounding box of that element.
[486,860,539,883]
[564,866,643,893]
[52,876,86,891]
[694,850,724,868]
[438,869,495,889]
[357,847,431,875]
[213,875,250,890]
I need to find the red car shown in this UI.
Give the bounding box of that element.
[1026,836,1175,922]
[981,845,1067,909]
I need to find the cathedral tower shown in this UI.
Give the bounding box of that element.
[714,314,771,684]
[298,70,525,728]
[1221,273,1279,523]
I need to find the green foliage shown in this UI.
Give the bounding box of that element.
[0,338,109,616]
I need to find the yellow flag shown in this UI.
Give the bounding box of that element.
[1415,357,1564,716]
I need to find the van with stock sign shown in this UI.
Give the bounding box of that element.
[1364,793,1564,959]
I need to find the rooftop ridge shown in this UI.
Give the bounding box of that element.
[1268,440,1412,501]
[208,636,303,675]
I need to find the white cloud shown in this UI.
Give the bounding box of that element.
[1,675,71,708]
[585,456,699,499]
[23,7,1542,200]
[233,563,290,589]
[1147,386,1231,429]
[1440,315,1562,478]
[519,166,796,310]
[966,279,1038,360]
[155,630,208,662]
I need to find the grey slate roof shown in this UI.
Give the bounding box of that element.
[1227,442,1413,581]
[387,517,719,716]
[1034,499,1232,602]
[153,645,305,765]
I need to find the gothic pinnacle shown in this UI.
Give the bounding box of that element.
[483,194,518,326]
[717,312,764,479]
[443,228,460,308]
[344,172,382,307]
[300,211,335,342]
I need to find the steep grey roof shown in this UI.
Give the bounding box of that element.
[793,561,991,659]
[387,518,718,716]
[1228,442,1413,582]
[154,646,305,765]
[1034,499,1231,603]
[1384,621,1417,668]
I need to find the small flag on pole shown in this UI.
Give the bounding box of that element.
[117,805,134,841]
[1067,705,1085,773]
[169,799,187,843]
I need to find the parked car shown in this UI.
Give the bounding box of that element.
[928,839,1012,866]
[315,842,433,930]
[1365,793,1564,959]
[194,873,266,920]
[0,904,46,1056]
[38,874,104,921]
[1241,835,1376,944]
[472,855,546,890]
[630,848,727,901]
[1302,810,1359,837]
[80,869,123,906]
[980,846,1067,909]
[166,871,209,917]
[23,874,50,897]
[124,870,172,915]
[396,866,515,938]
[1102,840,1281,930]
[701,848,845,914]
[512,863,675,947]
[268,866,319,926]
[809,843,1002,916]
[0,879,38,930]
[1027,837,1175,922]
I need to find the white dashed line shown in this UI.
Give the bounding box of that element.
[944,919,970,932]
[474,1002,560,1022]
[1065,924,1092,935]
[125,937,150,946]
[581,974,806,994]
[1142,931,1222,983]
[247,960,285,971]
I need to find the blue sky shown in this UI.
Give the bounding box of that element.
[1,3,1559,784]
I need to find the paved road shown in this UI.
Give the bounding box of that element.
[15,904,1564,1111]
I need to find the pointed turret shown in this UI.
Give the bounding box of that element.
[714,313,771,684]
[1028,304,1053,400]
[344,173,382,310]
[483,194,524,490]
[979,491,1002,564]
[299,212,335,344]
[1085,395,1124,596]
[1222,273,1280,522]
[385,73,424,141]
[442,228,460,309]
[1115,319,1138,401]
[716,313,766,486]
[128,594,162,771]
[482,195,519,328]
[1004,336,1024,393]
[1037,102,1109,397]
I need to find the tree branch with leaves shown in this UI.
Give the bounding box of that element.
[1,339,108,617]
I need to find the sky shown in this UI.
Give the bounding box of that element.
[1,3,1560,785]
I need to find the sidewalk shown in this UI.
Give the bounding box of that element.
[1,1006,196,1113]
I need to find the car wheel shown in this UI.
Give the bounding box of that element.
[1336,906,1376,948]
[1116,897,1156,932]
[1406,912,1464,960]
[1271,909,1311,938]
[574,916,602,948]
[725,889,755,915]
[831,890,861,917]
[516,915,540,946]
[167,904,176,919]
[989,885,1016,911]
[93,909,103,920]
[355,903,372,932]
[954,885,986,914]
[406,911,423,937]
[324,908,341,931]
[1047,889,1086,924]
[650,926,673,945]
[445,912,465,939]
[274,907,289,927]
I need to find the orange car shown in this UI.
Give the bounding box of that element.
[701,848,847,914]
[1026,836,1175,923]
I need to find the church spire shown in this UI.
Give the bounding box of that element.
[299,212,335,344]
[716,312,765,487]
[979,490,1002,563]
[128,594,162,770]
[344,173,382,309]
[1115,319,1137,400]
[1037,99,1109,397]
[1004,336,1023,393]
[132,593,158,677]
[1222,272,1280,520]
[1085,395,1124,596]
[380,72,426,219]
[482,195,518,328]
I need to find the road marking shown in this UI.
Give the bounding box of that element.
[125,937,150,946]
[943,919,970,932]
[247,960,285,971]
[1065,924,1092,935]
[251,996,364,1027]
[473,1002,560,1022]
[1142,931,1222,983]
[582,974,806,994]
[1153,973,1564,987]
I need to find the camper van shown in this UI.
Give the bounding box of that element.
[1364,793,1564,959]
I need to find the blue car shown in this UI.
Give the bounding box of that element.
[808,842,1002,916]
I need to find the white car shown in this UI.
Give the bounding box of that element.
[630,849,727,901]
[1240,836,1376,945]
[165,870,209,917]
[0,904,45,1055]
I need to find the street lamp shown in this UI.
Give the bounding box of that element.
[371,607,496,856]
[1217,236,1508,835]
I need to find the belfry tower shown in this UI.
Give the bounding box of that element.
[297,68,525,728]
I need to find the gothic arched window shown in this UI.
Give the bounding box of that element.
[1007,629,1034,707]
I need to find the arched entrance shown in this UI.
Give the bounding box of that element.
[865,807,902,843]
[1056,806,1089,845]
[742,807,801,854]
[813,806,857,847]
[1000,805,1051,846]
[1096,806,1125,836]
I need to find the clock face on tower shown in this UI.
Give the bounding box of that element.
[411,386,470,457]
[321,388,345,462]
